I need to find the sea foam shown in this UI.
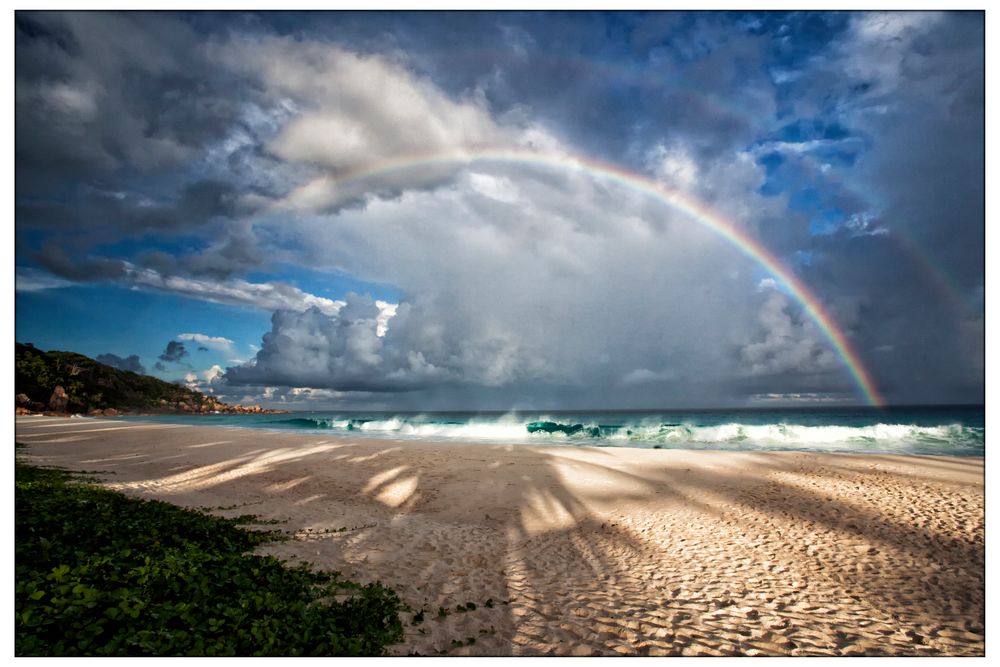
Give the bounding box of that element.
[259,414,983,455]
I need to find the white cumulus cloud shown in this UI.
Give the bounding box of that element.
[213,35,563,213]
[739,292,839,378]
[177,333,235,352]
[123,265,344,315]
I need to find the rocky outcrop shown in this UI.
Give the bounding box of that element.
[17,343,293,417]
[157,400,278,415]
[228,404,268,414]
[111,397,285,416]
[48,386,68,413]
[16,393,45,412]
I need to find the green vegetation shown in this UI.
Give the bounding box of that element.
[15,343,217,413]
[15,462,404,656]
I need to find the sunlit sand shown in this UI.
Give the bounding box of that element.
[16,416,984,656]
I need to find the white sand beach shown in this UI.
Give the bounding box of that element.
[15,415,985,656]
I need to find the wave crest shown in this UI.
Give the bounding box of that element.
[262,415,983,454]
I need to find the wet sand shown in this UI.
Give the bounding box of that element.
[15,415,985,656]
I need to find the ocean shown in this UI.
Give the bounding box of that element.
[116,405,984,457]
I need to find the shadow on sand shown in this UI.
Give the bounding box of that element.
[14,417,985,657]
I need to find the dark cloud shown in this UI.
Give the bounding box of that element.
[15,11,243,188]
[158,340,189,364]
[15,11,984,407]
[19,179,261,285]
[15,13,79,55]
[95,352,146,375]
[135,220,265,280]
[777,12,984,403]
[411,12,775,164]
[17,179,244,236]
[34,244,127,282]
[15,11,268,285]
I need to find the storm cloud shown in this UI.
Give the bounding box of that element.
[16,11,984,408]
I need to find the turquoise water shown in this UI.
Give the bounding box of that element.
[117,405,984,456]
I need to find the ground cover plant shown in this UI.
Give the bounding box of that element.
[15,462,404,656]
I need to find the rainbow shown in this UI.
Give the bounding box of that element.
[768,141,980,325]
[302,147,885,407]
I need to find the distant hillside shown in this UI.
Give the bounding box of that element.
[15,343,269,415]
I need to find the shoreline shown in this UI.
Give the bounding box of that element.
[14,409,291,418]
[15,416,985,656]
[16,411,985,459]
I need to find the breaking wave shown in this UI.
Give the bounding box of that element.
[260,415,983,455]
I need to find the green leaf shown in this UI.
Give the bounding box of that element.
[15,462,403,656]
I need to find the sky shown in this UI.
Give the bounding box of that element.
[13,10,985,410]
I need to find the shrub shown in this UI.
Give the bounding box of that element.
[15,464,403,656]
